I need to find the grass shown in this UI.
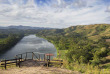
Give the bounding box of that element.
[1,59,110,74]
[48,42,110,73]
[55,52,110,74]
[62,60,110,74]
[0,66,77,74]
[101,63,110,69]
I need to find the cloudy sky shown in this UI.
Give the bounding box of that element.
[0,0,110,28]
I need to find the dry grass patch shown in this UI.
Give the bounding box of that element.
[0,66,80,74]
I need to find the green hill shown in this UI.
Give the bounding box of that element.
[36,24,110,73]
[37,24,110,41]
[64,24,110,41]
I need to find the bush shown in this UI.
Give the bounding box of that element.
[90,59,101,66]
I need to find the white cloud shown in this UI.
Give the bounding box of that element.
[0,0,109,28]
[106,6,110,12]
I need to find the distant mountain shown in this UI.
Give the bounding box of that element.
[0,26,8,29]
[0,25,53,30]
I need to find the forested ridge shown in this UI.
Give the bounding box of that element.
[0,29,25,53]
[0,34,24,52]
[36,24,110,73]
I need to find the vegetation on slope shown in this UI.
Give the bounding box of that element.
[0,34,24,52]
[36,24,110,73]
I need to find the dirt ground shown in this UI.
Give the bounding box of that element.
[0,67,81,74]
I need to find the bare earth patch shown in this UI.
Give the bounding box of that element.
[0,67,80,74]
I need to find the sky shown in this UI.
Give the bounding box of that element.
[0,0,110,28]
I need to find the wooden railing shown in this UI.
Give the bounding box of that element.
[16,52,46,61]
[0,52,47,69]
[0,52,63,69]
[49,60,63,67]
[0,58,22,69]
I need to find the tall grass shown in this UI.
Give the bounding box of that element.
[62,60,110,74]
[56,50,110,73]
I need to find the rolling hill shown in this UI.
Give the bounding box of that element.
[36,24,110,73]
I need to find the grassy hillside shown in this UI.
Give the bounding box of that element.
[65,24,110,41]
[37,24,110,41]
[36,24,110,73]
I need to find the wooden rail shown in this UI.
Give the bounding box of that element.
[0,58,22,69]
[16,52,41,61]
[51,60,63,66]
[0,52,63,69]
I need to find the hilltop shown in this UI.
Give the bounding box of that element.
[65,24,110,41]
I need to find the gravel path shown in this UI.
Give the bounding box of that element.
[0,67,81,74]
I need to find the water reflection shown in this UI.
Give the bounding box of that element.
[0,35,57,60]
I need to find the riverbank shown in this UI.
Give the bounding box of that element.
[0,34,24,53]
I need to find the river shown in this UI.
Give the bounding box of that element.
[0,35,57,60]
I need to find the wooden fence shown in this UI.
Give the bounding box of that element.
[0,52,63,69]
[15,52,47,61]
[0,58,22,69]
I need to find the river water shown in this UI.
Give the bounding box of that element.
[0,35,57,60]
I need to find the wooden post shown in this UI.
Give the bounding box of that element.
[32,52,34,60]
[18,58,20,68]
[44,54,45,61]
[21,54,22,61]
[39,54,40,61]
[49,55,50,62]
[47,61,48,67]
[47,59,49,67]
[60,60,61,67]
[4,60,6,70]
[47,55,48,61]
[16,58,17,67]
[47,59,50,67]
[60,60,63,67]
[25,52,27,60]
